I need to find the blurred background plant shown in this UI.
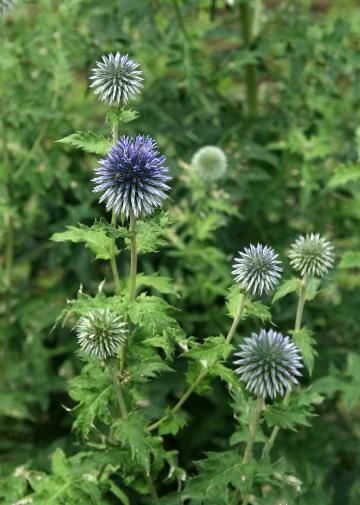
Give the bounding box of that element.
[1,0,360,504]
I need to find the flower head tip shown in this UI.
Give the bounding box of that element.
[232,244,282,295]
[234,329,303,399]
[93,135,171,218]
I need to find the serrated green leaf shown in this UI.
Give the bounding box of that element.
[106,108,139,127]
[226,286,272,324]
[109,482,130,505]
[326,163,360,188]
[264,403,313,431]
[338,250,360,269]
[51,448,69,476]
[305,277,321,301]
[290,327,317,375]
[92,217,132,239]
[183,336,233,364]
[210,362,240,388]
[125,212,171,254]
[158,408,187,436]
[114,411,152,473]
[57,131,110,155]
[272,278,302,303]
[136,273,176,295]
[50,224,119,260]
[244,300,273,323]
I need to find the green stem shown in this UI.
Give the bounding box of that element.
[146,293,250,433]
[109,210,121,295]
[142,468,159,501]
[239,2,259,116]
[129,210,137,303]
[108,365,128,419]
[261,273,309,458]
[230,396,264,505]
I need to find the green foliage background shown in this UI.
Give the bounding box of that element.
[1,0,360,503]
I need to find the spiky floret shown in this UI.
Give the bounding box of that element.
[191,145,227,181]
[0,0,16,15]
[76,309,127,360]
[288,233,335,277]
[89,52,143,106]
[232,244,283,295]
[93,135,171,218]
[234,329,303,399]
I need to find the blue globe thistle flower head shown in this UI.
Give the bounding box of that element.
[232,244,283,295]
[0,0,16,15]
[93,135,171,219]
[234,329,303,399]
[289,233,335,278]
[76,308,127,360]
[89,52,143,106]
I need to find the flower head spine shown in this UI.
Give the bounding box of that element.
[232,244,282,295]
[288,233,335,278]
[234,329,303,399]
[90,52,143,106]
[191,145,227,181]
[76,308,127,360]
[93,135,171,218]
[0,0,16,15]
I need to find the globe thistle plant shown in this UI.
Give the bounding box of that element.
[289,233,335,278]
[191,145,228,181]
[0,0,16,15]
[232,244,283,295]
[76,309,127,360]
[89,52,143,106]
[234,329,303,399]
[93,135,171,218]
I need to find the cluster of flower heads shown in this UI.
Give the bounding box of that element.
[234,329,303,399]
[93,135,171,218]
[191,145,227,181]
[232,244,283,295]
[90,52,143,107]
[76,308,127,360]
[289,233,335,278]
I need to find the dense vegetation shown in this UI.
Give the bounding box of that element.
[1,1,360,504]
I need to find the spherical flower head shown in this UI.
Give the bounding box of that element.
[0,0,16,15]
[89,52,143,106]
[191,145,227,181]
[232,244,282,295]
[76,309,127,360]
[234,329,303,399]
[288,233,335,278]
[93,135,171,218]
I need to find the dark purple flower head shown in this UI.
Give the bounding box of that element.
[93,135,171,218]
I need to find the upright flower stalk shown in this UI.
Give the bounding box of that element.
[231,329,303,505]
[262,233,335,457]
[147,243,282,433]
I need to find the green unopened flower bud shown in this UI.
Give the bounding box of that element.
[289,233,334,278]
[76,309,127,360]
[191,145,227,181]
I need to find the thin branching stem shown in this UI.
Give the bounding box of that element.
[146,293,250,433]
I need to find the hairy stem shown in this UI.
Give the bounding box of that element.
[146,293,250,433]
[230,396,264,505]
[261,273,309,458]
[239,1,259,116]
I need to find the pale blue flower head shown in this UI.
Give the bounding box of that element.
[234,329,303,399]
[90,52,143,106]
[93,135,171,218]
[232,244,282,295]
[76,309,127,360]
